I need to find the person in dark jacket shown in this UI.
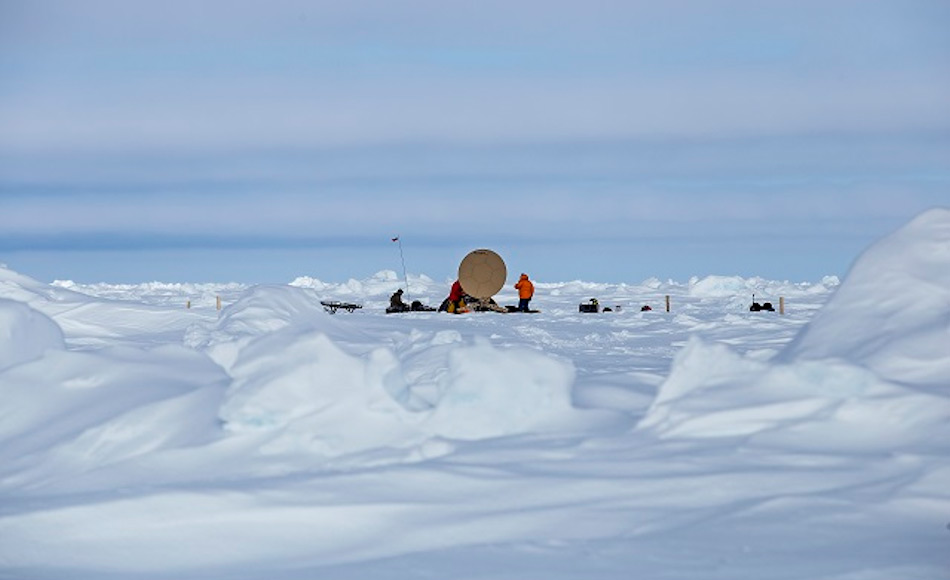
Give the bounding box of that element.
[389,289,409,312]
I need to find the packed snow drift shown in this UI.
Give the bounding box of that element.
[1,209,948,580]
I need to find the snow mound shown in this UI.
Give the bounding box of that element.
[688,275,752,298]
[218,323,577,454]
[0,299,65,371]
[206,284,334,338]
[782,207,950,386]
[0,265,52,304]
[288,270,442,307]
[394,335,577,440]
[192,285,579,454]
[184,284,348,370]
[639,208,950,446]
[687,274,831,300]
[0,264,87,306]
[637,337,950,451]
[219,328,421,455]
[53,278,246,308]
[0,344,229,481]
[545,280,623,296]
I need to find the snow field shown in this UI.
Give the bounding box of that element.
[1,208,948,579]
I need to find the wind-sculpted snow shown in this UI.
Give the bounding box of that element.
[395,335,577,440]
[53,278,247,309]
[219,329,423,455]
[639,208,950,448]
[782,207,950,386]
[687,274,839,300]
[290,269,443,310]
[0,210,948,580]
[638,337,950,452]
[184,284,351,371]
[0,299,64,371]
[0,264,90,306]
[209,288,578,453]
[0,343,229,487]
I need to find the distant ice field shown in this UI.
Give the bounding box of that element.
[1,207,948,580]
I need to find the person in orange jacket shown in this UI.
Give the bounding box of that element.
[514,273,534,312]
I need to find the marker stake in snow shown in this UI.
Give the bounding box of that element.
[392,236,411,302]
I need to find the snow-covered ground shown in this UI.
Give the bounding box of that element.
[1,209,948,580]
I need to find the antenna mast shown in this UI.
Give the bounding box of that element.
[392,236,411,302]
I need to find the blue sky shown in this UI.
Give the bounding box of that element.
[1,0,948,284]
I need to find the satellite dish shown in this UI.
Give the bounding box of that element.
[458,249,507,299]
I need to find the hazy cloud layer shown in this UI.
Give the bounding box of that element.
[1,0,948,282]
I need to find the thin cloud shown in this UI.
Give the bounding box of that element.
[2,2,948,152]
[1,1,947,282]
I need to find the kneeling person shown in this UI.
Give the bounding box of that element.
[389,288,409,312]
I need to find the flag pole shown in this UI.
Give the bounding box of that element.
[393,235,411,302]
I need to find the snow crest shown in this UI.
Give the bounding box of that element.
[639,207,950,447]
[638,336,950,451]
[0,298,65,371]
[781,207,950,385]
[199,286,579,455]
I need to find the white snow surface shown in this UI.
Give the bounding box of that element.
[1,209,949,579]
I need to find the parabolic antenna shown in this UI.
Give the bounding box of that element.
[458,249,507,299]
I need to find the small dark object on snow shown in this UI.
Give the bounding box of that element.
[749,301,775,312]
[641,305,652,312]
[579,298,600,313]
[469,297,506,313]
[387,299,436,314]
[321,300,362,314]
[505,305,540,313]
[411,300,436,312]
